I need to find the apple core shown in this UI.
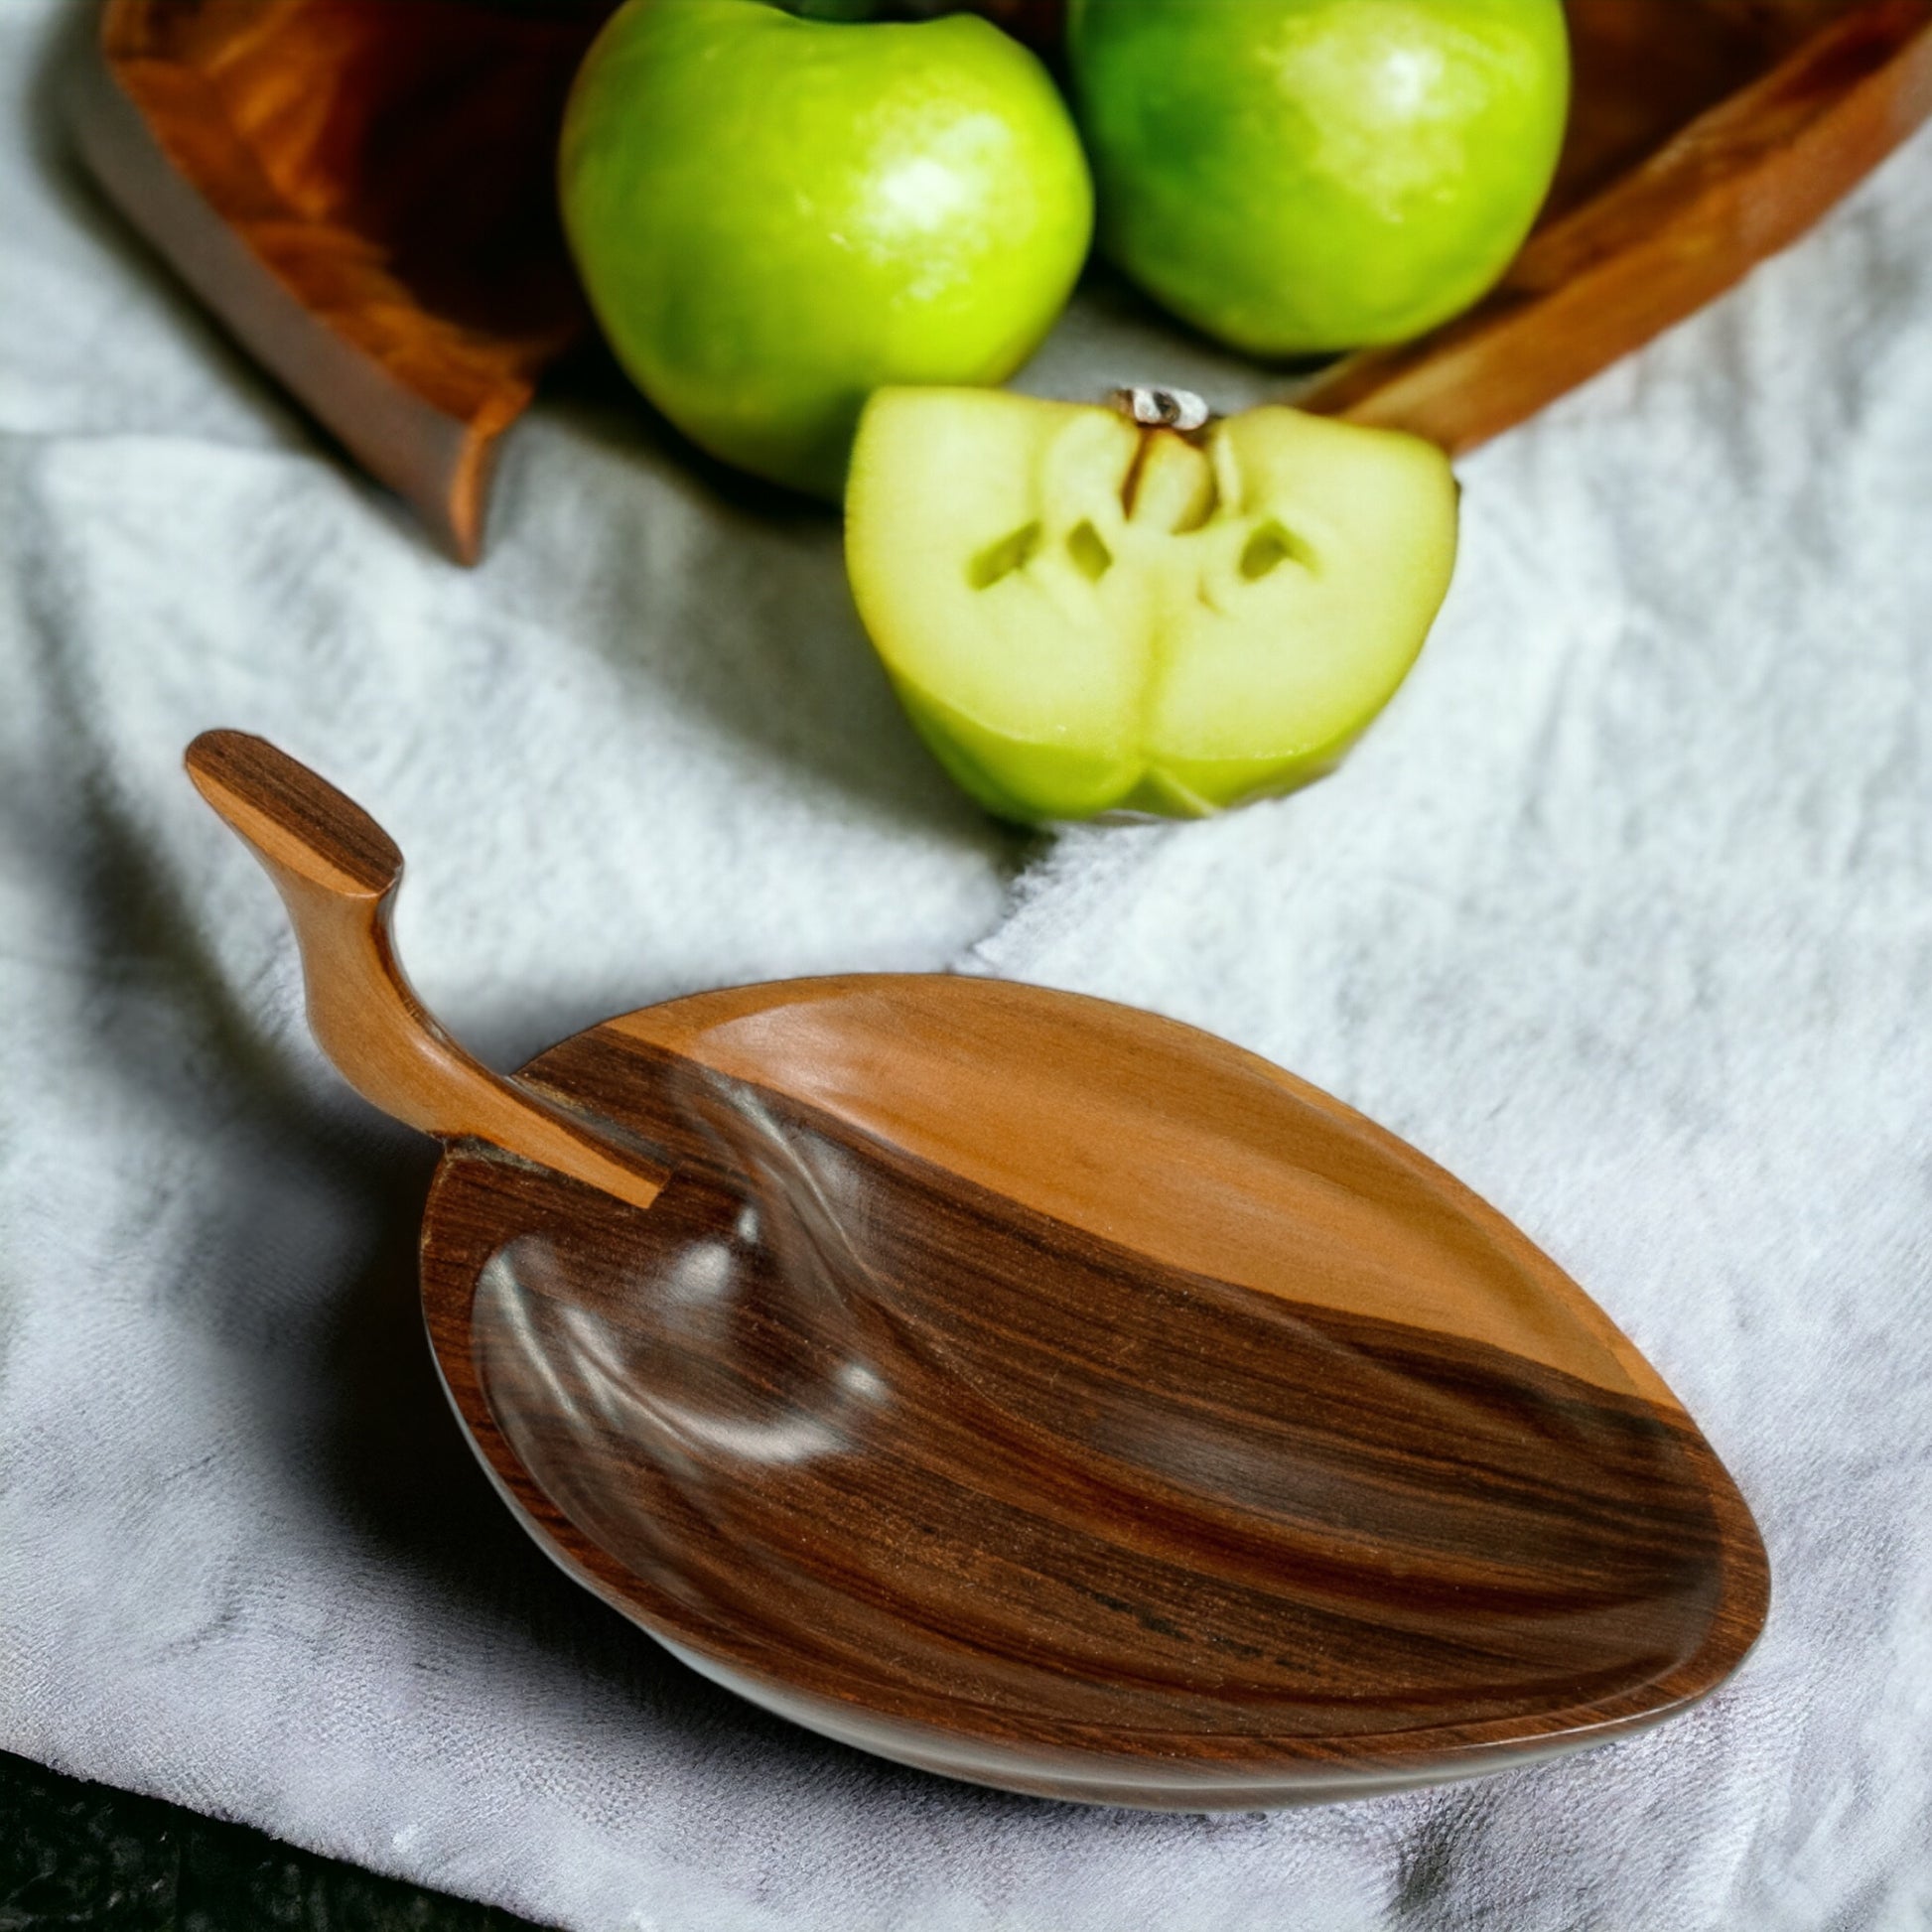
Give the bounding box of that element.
[846,389,1459,822]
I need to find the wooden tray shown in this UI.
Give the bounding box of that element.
[68,1,1932,560]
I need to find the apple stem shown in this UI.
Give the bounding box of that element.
[1112,386,1211,434]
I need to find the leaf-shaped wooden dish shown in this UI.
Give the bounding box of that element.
[66,1,1932,561]
[188,729,1769,1807]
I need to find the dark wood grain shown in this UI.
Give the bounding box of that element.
[419,976,1770,1808]
[187,728,401,895]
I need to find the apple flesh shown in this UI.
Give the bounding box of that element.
[1066,0,1570,355]
[846,389,1458,822]
[559,0,1093,498]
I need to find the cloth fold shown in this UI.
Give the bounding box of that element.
[4,1,1930,1925]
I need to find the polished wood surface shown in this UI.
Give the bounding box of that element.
[69,2,1932,556]
[191,735,1769,1806]
[608,978,1678,1402]
[71,0,611,561]
[185,731,669,1212]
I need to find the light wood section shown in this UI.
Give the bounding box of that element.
[610,976,1679,1405]
[184,731,668,1212]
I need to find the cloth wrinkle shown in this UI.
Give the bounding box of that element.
[3,2,1930,1926]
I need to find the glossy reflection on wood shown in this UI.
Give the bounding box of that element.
[189,734,1769,1807]
[70,1,1932,558]
[428,983,1768,1806]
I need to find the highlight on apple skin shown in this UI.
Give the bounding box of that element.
[845,388,1459,824]
[1066,0,1571,356]
[558,0,1094,499]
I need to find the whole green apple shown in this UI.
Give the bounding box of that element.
[559,0,1093,497]
[1066,0,1569,355]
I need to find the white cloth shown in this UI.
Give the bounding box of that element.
[4,0,1930,1924]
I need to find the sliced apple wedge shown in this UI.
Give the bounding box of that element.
[845,388,1458,822]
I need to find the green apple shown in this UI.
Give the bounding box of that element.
[1065,0,1569,355]
[846,388,1457,822]
[558,0,1093,497]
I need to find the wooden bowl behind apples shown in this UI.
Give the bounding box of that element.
[67,0,1932,560]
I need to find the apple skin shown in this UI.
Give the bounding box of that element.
[1065,0,1569,355]
[559,0,1093,498]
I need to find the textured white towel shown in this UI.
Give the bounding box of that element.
[4,1,1930,1926]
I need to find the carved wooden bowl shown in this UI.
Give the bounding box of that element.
[68,0,1932,558]
[188,731,1770,1807]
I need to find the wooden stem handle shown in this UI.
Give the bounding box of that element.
[185,731,668,1213]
